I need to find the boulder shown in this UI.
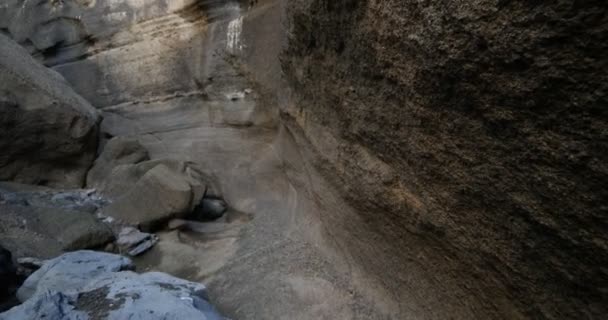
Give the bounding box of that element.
[0,33,99,188]
[17,251,134,302]
[1,291,88,320]
[86,137,151,194]
[3,251,224,320]
[0,205,114,259]
[88,137,216,231]
[103,164,195,231]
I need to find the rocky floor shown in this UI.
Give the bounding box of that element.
[98,73,394,319]
[0,1,396,318]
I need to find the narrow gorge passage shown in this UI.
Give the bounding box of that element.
[0,0,606,319]
[2,0,396,318]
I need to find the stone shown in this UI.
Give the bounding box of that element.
[16,251,134,302]
[0,205,114,260]
[0,183,109,214]
[115,227,158,257]
[191,198,228,221]
[0,291,88,320]
[0,33,99,188]
[87,137,212,231]
[102,164,194,231]
[5,251,224,320]
[86,137,150,194]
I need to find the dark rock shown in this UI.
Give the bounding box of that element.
[0,33,99,188]
[0,246,16,298]
[191,198,228,221]
[0,246,21,312]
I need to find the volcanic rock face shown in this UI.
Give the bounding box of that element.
[282,1,608,319]
[0,34,99,187]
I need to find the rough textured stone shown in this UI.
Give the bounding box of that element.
[16,251,134,302]
[4,251,224,320]
[0,205,114,260]
[0,33,99,188]
[86,137,151,193]
[1,291,88,320]
[89,137,211,231]
[282,1,608,319]
[102,164,195,231]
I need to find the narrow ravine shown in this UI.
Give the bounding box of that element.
[1,0,606,319]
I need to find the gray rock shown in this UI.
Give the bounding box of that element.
[0,183,109,214]
[88,137,212,231]
[17,251,134,302]
[0,291,88,320]
[0,205,114,260]
[102,164,196,231]
[5,251,224,320]
[86,137,150,194]
[16,257,46,278]
[115,227,158,257]
[0,33,99,188]
[192,198,228,221]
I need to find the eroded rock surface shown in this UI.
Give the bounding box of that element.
[282,1,608,319]
[0,33,99,188]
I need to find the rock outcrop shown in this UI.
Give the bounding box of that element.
[0,34,99,188]
[2,251,223,320]
[282,1,608,319]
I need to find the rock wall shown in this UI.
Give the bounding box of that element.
[1,0,606,319]
[281,0,608,319]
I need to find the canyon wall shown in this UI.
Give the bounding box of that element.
[1,0,606,319]
[281,0,607,319]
